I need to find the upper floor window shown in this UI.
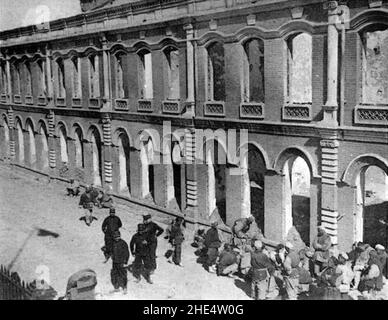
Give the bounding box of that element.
[0,62,7,94]
[37,60,46,96]
[242,38,265,103]
[89,55,100,98]
[287,33,312,104]
[56,58,66,98]
[115,53,125,99]
[11,62,21,95]
[361,26,388,105]
[71,57,81,98]
[164,47,179,100]
[24,61,32,96]
[207,41,225,101]
[138,49,153,100]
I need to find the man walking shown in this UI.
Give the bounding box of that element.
[143,214,164,273]
[168,217,185,267]
[130,224,153,284]
[110,231,129,294]
[102,208,122,262]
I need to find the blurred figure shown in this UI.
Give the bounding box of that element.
[312,226,332,276]
[358,250,383,297]
[110,231,129,294]
[97,189,115,209]
[66,179,80,197]
[283,242,300,300]
[203,221,222,273]
[335,252,354,294]
[79,203,98,226]
[375,244,387,280]
[168,217,185,267]
[216,243,239,278]
[79,186,93,209]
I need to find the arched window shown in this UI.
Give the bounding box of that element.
[24,61,32,96]
[11,62,21,95]
[164,47,180,100]
[74,127,84,168]
[71,57,81,98]
[56,58,66,98]
[58,125,69,164]
[287,33,312,104]
[0,61,7,94]
[89,55,100,98]
[360,25,388,105]
[207,42,225,101]
[138,49,153,99]
[242,38,265,103]
[115,53,125,99]
[37,60,46,96]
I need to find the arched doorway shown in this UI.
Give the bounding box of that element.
[90,127,102,186]
[1,116,10,159]
[16,120,24,164]
[26,121,36,169]
[38,123,49,171]
[206,139,227,223]
[166,139,184,211]
[355,165,388,247]
[74,126,84,168]
[58,125,69,165]
[282,154,312,245]
[139,137,154,200]
[117,131,131,194]
[241,144,266,234]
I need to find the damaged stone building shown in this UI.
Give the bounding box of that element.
[0,0,387,251]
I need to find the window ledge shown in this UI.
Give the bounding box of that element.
[14,94,22,104]
[37,95,47,106]
[204,101,225,117]
[354,104,388,125]
[56,97,66,107]
[25,95,34,105]
[89,97,102,109]
[282,103,312,121]
[240,102,265,119]
[138,99,153,112]
[72,97,82,108]
[162,100,181,114]
[114,98,129,111]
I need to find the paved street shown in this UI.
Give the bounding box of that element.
[0,165,250,300]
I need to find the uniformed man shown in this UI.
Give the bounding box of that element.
[143,214,164,273]
[79,186,93,209]
[250,240,275,300]
[130,223,153,284]
[204,221,222,273]
[282,242,301,300]
[110,231,129,294]
[169,217,185,267]
[312,226,332,276]
[102,208,123,262]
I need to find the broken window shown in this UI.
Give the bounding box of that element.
[207,42,225,101]
[361,26,388,105]
[115,53,125,99]
[71,57,81,98]
[56,58,66,98]
[242,38,265,103]
[89,55,100,98]
[287,33,312,104]
[11,62,21,95]
[164,46,180,100]
[24,61,32,96]
[37,60,46,96]
[138,50,153,99]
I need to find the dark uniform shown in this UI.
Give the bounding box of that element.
[204,225,222,269]
[89,187,100,206]
[251,248,275,300]
[143,218,164,271]
[130,225,153,283]
[102,212,122,260]
[79,191,92,209]
[111,232,129,291]
[169,219,185,265]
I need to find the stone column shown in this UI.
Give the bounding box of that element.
[183,24,195,117]
[5,54,12,103]
[320,136,339,246]
[45,47,54,107]
[102,113,112,189]
[185,128,199,221]
[101,35,112,111]
[7,108,16,162]
[47,110,57,177]
[321,1,340,126]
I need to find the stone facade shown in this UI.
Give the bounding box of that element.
[0,0,387,251]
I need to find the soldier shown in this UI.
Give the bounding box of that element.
[143,214,164,273]
[79,186,93,209]
[110,231,130,294]
[204,221,222,273]
[79,203,98,226]
[168,217,185,267]
[312,225,332,276]
[130,223,153,284]
[102,208,122,262]
[282,242,301,300]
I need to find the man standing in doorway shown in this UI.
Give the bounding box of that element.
[143,214,164,273]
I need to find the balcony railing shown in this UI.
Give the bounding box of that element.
[138,99,153,112]
[89,97,102,109]
[14,94,22,104]
[56,97,66,107]
[354,105,388,125]
[72,97,82,107]
[282,103,312,121]
[25,95,33,105]
[240,102,264,119]
[37,95,47,106]
[162,100,180,114]
[204,101,225,117]
[114,98,129,111]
